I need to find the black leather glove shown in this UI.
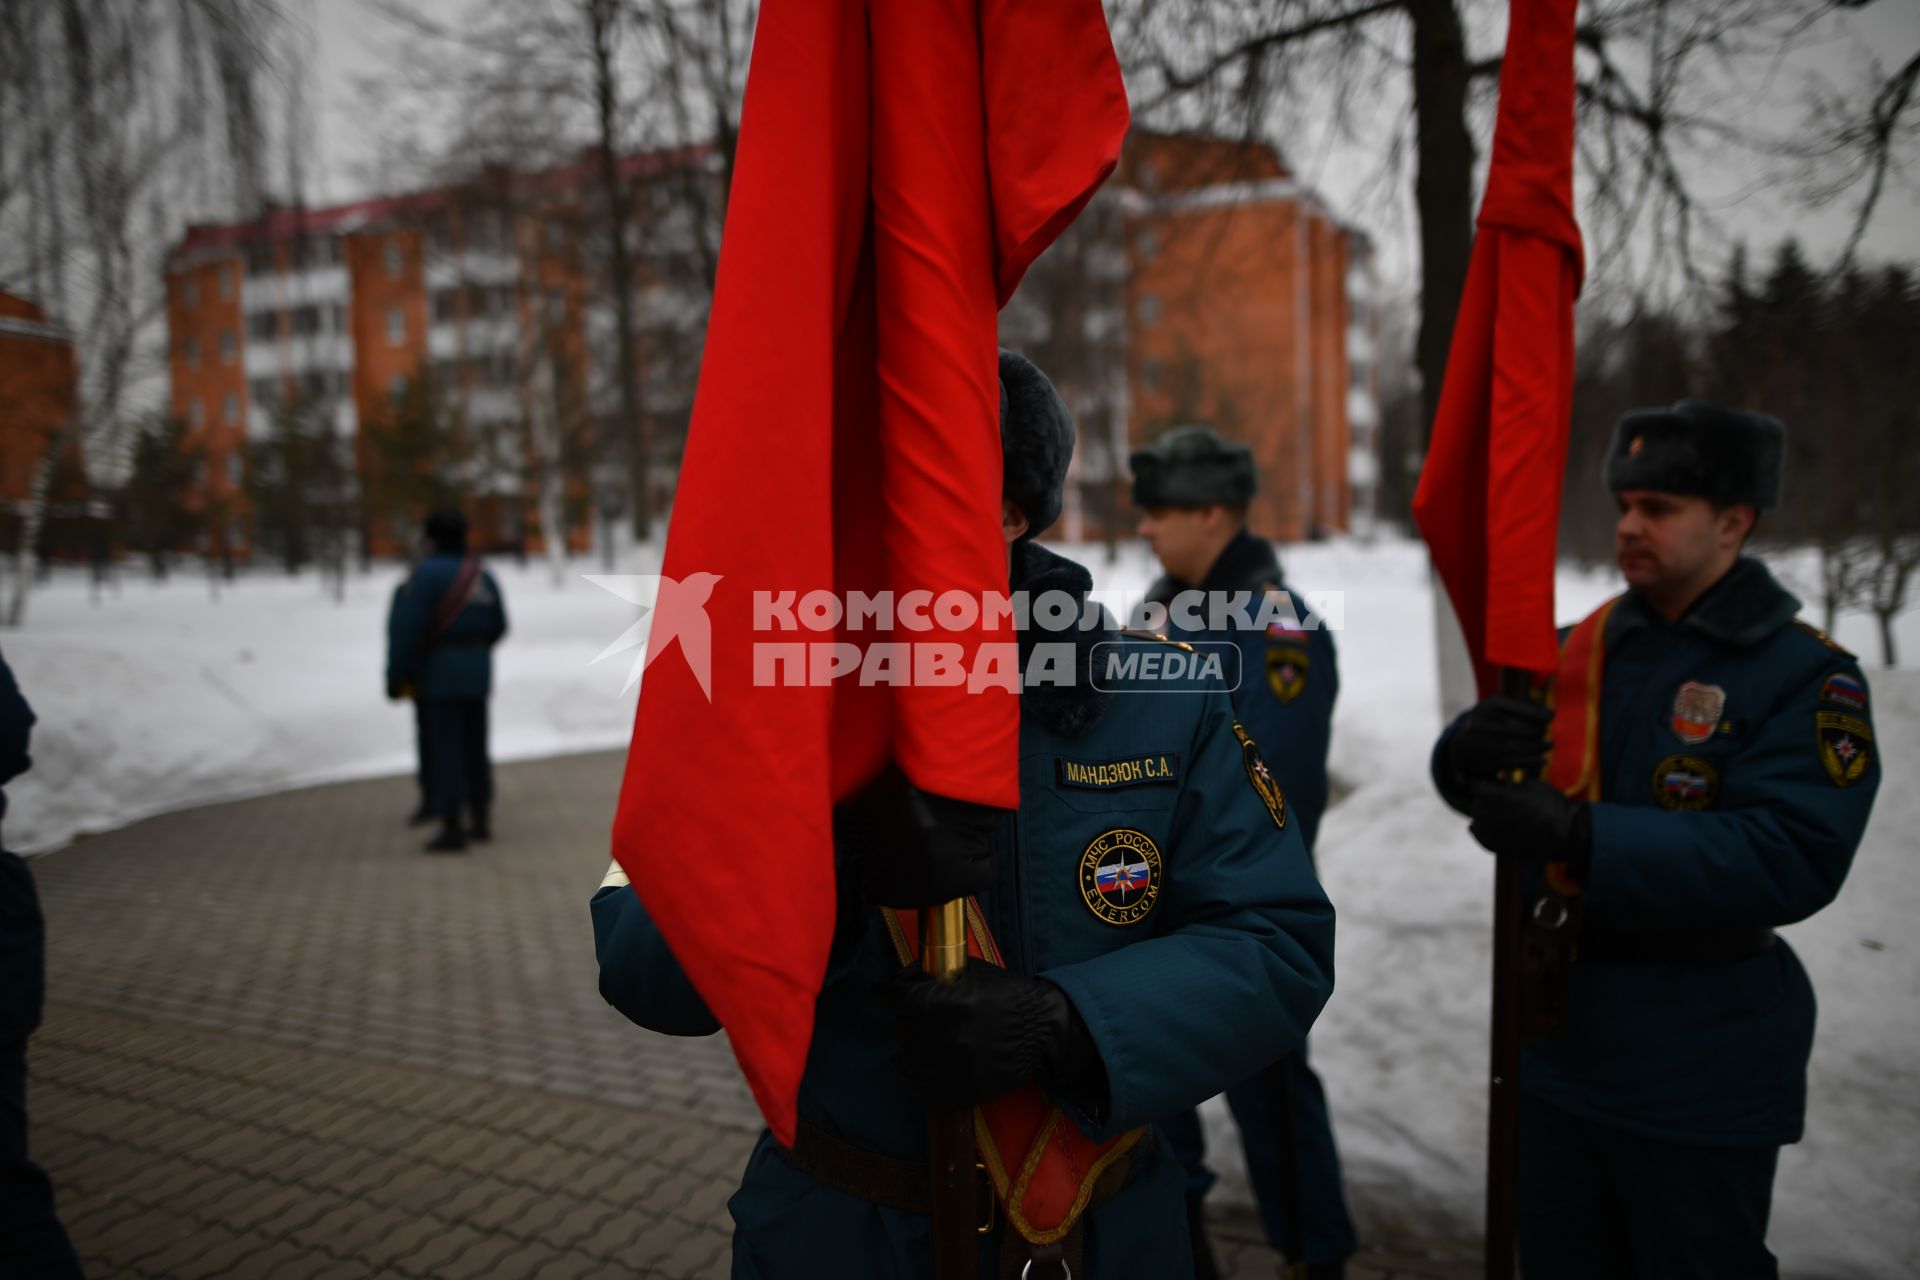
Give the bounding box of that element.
[1469,781,1592,873]
[832,766,1004,910]
[1448,694,1553,784]
[875,963,1105,1110]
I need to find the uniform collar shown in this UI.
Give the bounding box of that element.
[1010,540,1113,738]
[1610,556,1801,648]
[1145,530,1282,605]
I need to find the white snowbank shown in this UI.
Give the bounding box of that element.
[6,538,1915,1274]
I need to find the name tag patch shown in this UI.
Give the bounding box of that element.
[1056,754,1180,790]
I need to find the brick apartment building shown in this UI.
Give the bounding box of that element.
[164,148,706,559]
[0,291,89,556]
[167,133,1376,558]
[1005,130,1377,545]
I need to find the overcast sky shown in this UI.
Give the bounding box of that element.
[301,0,1920,295]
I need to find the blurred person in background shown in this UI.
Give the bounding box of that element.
[387,511,508,853]
[387,560,435,828]
[0,654,85,1278]
[1132,425,1356,1280]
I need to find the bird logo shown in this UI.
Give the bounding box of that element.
[583,572,724,699]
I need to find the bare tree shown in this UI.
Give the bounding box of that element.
[366,0,749,549]
[1115,0,1920,471]
[0,0,289,624]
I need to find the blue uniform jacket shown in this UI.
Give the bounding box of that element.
[0,654,33,829]
[1434,558,1880,1146]
[1145,531,1338,853]
[592,542,1335,1279]
[385,553,508,701]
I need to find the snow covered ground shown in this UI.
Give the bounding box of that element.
[9,538,1916,1275]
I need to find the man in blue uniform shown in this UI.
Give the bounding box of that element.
[1130,426,1356,1280]
[1432,402,1881,1279]
[592,352,1336,1279]
[387,511,508,853]
[0,656,84,1278]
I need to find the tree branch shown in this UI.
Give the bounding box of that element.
[1139,0,1406,111]
[1839,48,1920,270]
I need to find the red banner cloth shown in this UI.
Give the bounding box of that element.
[1412,0,1587,696]
[609,0,1127,1146]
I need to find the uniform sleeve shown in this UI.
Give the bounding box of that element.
[485,572,508,644]
[1039,684,1336,1136]
[0,654,35,785]
[1429,711,1475,817]
[1238,624,1337,852]
[387,568,432,690]
[1585,659,1881,926]
[591,870,722,1037]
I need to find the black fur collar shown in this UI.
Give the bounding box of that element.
[1612,556,1801,648]
[1010,540,1113,738]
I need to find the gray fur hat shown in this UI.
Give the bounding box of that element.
[1129,425,1258,508]
[1605,400,1785,511]
[1000,349,1074,540]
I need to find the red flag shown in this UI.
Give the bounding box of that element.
[609,0,1127,1146]
[1412,0,1586,695]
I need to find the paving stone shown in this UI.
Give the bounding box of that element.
[23,752,1475,1280]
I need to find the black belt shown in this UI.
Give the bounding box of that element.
[1580,927,1775,967]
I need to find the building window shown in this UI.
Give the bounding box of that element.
[433,291,458,324]
[1135,229,1160,260]
[185,337,201,369]
[224,392,239,424]
[1141,359,1164,392]
[220,330,237,363]
[226,454,242,487]
[390,374,408,404]
[384,240,404,278]
[248,313,275,342]
[182,276,199,307]
[189,398,205,429]
[219,265,234,299]
[250,378,278,408]
[1138,294,1160,326]
[387,306,406,346]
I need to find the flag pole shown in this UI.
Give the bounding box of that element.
[923,900,977,1278]
[1484,666,1531,1280]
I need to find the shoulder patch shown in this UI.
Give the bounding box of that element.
[1819,671,1868,713]
[1793,619,1856,660]
[1266,634,1311,703]
[1817,712,1874,788]
[1231,721,1288,830]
